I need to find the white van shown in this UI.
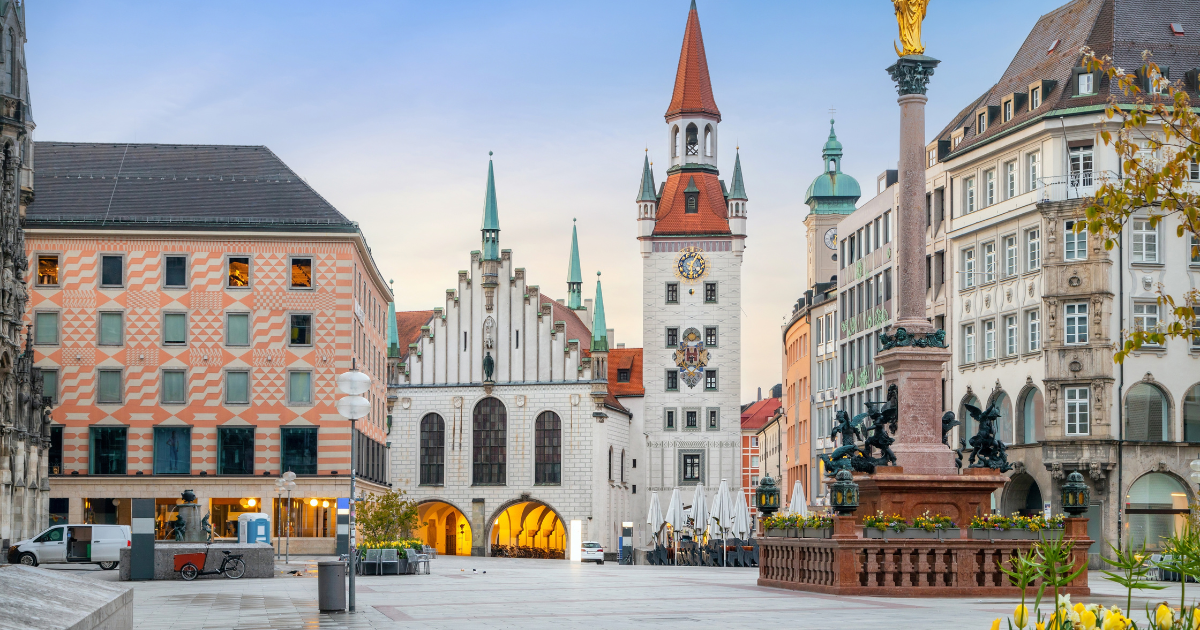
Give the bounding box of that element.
[7,524,131,570]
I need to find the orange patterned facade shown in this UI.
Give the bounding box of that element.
[27,231,391,550]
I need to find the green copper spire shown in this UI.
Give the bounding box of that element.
[804,120,860,215]
[684,176,700,194]
[591,271,607,352]
[386,280,399,357]
[729,150,747,200]
[481,152,501,261]
[567,219,583,309]
[637,153,657,202]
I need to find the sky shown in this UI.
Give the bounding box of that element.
[27,0,1063,403]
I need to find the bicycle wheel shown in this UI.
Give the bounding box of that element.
[180,563,199,581]
[224,558,245,579]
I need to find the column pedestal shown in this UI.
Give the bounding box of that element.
[875,345,955,475]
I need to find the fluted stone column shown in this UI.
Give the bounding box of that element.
[876,54,954,475]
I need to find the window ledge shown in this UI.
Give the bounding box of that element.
[418,484,444,487]
[1129,262,1164,268]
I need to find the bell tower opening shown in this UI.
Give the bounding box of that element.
[685,123,699,156]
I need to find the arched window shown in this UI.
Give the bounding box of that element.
[472,398,507,485]
[620,449,626,483]
[608,446,613,481]
[671,126,680,158]
[685,123,699,156]
[1127,473,1190,551]
[960,394,981,439]
[420,413,445,485]
[1126,383,1169,442]
[1018,387,1043,444]
[534,411,561,485]
[1184,384,1200,442]
[703,124,713,157]
[991,392,1013,445]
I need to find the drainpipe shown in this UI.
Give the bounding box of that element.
[1116,162,1125,550]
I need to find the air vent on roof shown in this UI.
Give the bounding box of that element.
[1171,23,1184,36]
[1047,39,1060,53]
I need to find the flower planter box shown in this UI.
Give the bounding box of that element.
[864,528,958,540]
[802,528,831,539]
[787,528,801,538]
[968,528,1064,541]
[766,528,787,538]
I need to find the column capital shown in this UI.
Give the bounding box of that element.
[886,55,940,96]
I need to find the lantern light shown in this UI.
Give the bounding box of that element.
[1061,471,1090,517]
[322,500,330,508]
[248,498,257,507]
[829,469,859,516]
[755,473,781,519]
[310,498,319,507]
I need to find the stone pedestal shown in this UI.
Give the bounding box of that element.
[176,503,207,542]
[875,345,956,475]
[856,467,1007,529]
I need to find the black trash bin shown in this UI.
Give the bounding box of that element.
[317,561,347,612]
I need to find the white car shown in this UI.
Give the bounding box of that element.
[8,524,130,570]
[580,541,604,564]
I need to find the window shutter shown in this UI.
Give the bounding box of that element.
[1136,66,1148,92]
[1186,68,1200,91]
[1092,70,1104,94]
[1069,68,1081,96]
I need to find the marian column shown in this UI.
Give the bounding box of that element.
[873,2,955,475]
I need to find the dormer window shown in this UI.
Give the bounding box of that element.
[977,112,987,134]
[1003,99,1013,122]
[1030,86,1041,109]
[953,132,964,148]
[1078,72,1094,95]
[686,195,698,213]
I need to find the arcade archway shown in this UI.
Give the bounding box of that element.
[416,501,472,556]
[490,501,565,559]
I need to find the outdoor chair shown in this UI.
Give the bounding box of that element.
[361,548,382,575]
[656,544,669,566]
[406,547,431,574]
[380,548,400,575]
[423,545,438,559]
[748,538,760,567]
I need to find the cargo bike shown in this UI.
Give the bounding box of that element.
[173,543,246,580]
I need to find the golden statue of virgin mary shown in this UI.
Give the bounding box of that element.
[893,0,929,56]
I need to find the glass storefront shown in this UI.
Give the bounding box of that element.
[218,427,254,475]
[1126,473,1190,551]
[210,497,262,538]
[272,498,334,538]
[89,427,127,474]
[84,497,131,526]
[281,427,318,475]
[153,427,191,474]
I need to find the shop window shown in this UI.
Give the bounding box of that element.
[153,426,191,474]
[1126,473,1190,551]
[90,426,127,475]
[210,498,262,538]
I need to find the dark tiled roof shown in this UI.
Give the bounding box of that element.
[28,142,355,231]
[937,0,1200,157]
[544,294,592,346]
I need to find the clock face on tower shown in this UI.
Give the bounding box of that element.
[676,247,707,281]
[824,228,838,250]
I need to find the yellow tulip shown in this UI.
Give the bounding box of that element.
[1036,622,1045,630]
[1013,604,1029,629]
[1157,604,1174,629]
[1080,609,1098,630]
[1102,613,1128,630]
[991,619,1001,630]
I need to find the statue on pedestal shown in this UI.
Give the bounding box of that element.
[963,402,1013,472]
[893,0,929,57]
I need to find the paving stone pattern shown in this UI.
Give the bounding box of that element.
[44,556,1187,629]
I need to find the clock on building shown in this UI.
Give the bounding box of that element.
[676,247,707,281]
[824,228,838,250]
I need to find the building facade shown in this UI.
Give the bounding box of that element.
[388,159,639,558]
[781,301,810,507]
[928,0,1200,563]
[634,1,746,525]
[28,143,391,553]
[740,393,780,514]
[0,0,39,551]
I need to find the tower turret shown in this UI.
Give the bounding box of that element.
[480,153,501,311]
[636,153,658,253]
[728,149,748,238]
[567,219,583,309]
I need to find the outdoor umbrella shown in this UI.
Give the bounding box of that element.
[709,479,734,567]
[646,491,664,546]
[732,493,752,540]
[663,488,685,565]
[689,483,708,540]
[788,479,809,517]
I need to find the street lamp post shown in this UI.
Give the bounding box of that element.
[276,472,297,563]
[336,363,372,614]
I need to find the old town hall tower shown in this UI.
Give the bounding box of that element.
[634,0,746,512]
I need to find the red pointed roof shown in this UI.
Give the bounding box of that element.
[652,170,730,236]
[665,2,721,121]
[741,398,782,431]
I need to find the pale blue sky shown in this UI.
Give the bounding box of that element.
[28,0,1061,401]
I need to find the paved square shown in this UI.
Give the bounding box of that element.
[48,556,1188,629]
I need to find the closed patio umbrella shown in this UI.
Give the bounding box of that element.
[663,488,685,566]
[646,491,664,546]
[709,479,734,567]
[689,483,708,539]
[789,480,809,517]
[732,493,752,540]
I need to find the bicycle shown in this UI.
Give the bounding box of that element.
[175,543,246,580]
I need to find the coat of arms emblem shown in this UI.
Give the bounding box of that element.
[673,327,709,388]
